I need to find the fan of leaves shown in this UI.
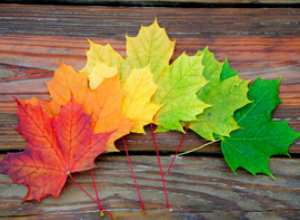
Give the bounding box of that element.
[0,19,299,218]
[79,19,300,209]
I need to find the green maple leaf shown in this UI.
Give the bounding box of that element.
[189,47,251,141]
[220,58,238,81]
[152,53,210,133]
[221,77,300,178]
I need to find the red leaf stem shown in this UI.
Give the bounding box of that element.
[150,124,172,211]
[166,127,189,175]
[122,137,146,213]
[90,169,104,217]
[69,174,116,219]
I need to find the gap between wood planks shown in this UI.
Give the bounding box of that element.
[1,150,300,158]
[1,0,300,8]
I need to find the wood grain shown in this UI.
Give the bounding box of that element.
[1,155,300,219]
[0,5,299,153]
[1,5,300,37]
[1,0,300,6]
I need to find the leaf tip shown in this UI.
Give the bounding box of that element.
[257,75,262,80]
[87,38,93,45]
[231,168,238,175]
[59,59,65,66]
[269,173,276,180]
[12,96,20,105]
[106,42,112,48]
[204,45,210,52]
[172,39,176,46]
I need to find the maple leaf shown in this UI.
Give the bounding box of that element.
[151,53,210,133]
[85,73,133,150]
[81,39,132,84]
[82,20,175,84]
[121,65,162,133]
[124,19,175,82]
[189,47,251,141]
[221,77,300,177]
[21,97,61,118]
[46,62,89,110]
[45,62,133,152]
[87,61,118,90]
[0,98,110,201]
[82,39,124,76]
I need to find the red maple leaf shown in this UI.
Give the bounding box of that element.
[0,98,110,201]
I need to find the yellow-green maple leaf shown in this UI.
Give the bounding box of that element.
[122,65,162,133]
[124,19,175,82]
[189,47,251,141]
[152,53,210,133]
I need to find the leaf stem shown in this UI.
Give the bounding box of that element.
[150,124,172,212]
[122,137,146,213]
[176,140,220,156]
[90,169,104,217]
[166,127,189,175]
[69,174,117,219]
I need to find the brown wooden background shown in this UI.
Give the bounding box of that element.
[0,2,300,220]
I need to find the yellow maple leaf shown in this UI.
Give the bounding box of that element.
[88,61,118,89]
[82,39,124,75]
[125,18,175,82]
[121,65,162,134]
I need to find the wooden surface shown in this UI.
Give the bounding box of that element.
[0,4,300,220]
[1,0,300,6]
[1,155,300,219]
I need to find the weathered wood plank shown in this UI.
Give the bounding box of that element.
[1,0,300,6]
[1,155,300,219]
[1,6,300,37]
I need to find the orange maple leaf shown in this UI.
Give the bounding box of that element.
[84,73,133,151]
[41,62,132,152]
